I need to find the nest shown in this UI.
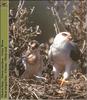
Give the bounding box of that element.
[9,72,87,99]
[9,0,87,99]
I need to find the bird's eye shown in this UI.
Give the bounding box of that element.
[62,33,67,36]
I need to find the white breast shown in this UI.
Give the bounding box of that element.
[49,41,71,66]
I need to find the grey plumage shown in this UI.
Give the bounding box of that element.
[48,32,81,80]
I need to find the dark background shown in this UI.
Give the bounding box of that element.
[9,0,74,43]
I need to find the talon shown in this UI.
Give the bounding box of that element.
[58,78,69,86]
[60,79,65,86]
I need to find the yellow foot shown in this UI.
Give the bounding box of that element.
[58,78,69,86]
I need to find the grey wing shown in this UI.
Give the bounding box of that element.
[15,58,26,77]
[70,42,82,61]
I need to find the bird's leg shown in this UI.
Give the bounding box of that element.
[60,76,69,86]
[60,65,71,86]
[53,66,60,79]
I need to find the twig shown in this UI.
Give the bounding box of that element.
[32,91,39,100]
[16,82,21,100]
[72,92,87,99]
[81,40,86,54]
[81,75,87,81]
[15,0,25,18]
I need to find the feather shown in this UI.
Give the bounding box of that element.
[70,42,81,61]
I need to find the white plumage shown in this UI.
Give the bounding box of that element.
[48,32,81,83]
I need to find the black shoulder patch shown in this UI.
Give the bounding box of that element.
[70,43,81,61]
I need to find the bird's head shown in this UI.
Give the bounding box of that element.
[59,32,72,41]
[53,32,72,44]
[28,40,39,50]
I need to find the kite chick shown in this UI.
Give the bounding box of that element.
[48,32,82,85]
[21,40,43,79]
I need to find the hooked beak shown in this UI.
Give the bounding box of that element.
[68,36,72,40]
